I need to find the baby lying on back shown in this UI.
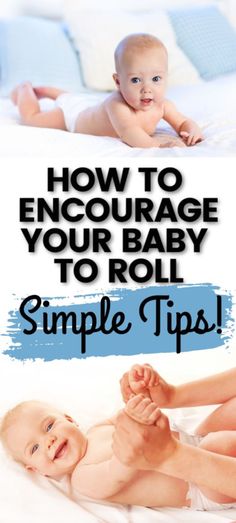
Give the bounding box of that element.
[1,364,236,511]
[12,33,203,148]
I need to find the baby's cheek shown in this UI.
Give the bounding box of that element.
[129,94,140,106]
[126,86,138,100]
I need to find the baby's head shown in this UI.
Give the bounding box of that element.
[113,33,168,110]
[0,400,87,479]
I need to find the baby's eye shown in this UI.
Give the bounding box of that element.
[131,77,140,84]
[152,75,161,82]
[46,422,54,432]
[31,444,39,454]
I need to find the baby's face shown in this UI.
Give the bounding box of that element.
[115,47,168,111]
[4,402,87,479]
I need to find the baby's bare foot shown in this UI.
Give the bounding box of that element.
[34,86,65,100]
[11,82,33,104]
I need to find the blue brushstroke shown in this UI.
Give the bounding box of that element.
[2,284,234,361]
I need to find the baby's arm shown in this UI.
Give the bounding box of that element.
[72,417,137,500]
[163,99,203,146]
[106,98,185,148]
[72,398,162,500]
[72,453,137,500]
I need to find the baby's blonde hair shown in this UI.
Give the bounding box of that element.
[114,33,168,72]
[0,400,55,460]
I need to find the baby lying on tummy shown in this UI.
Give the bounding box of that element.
[1,364,236,511]
[11,34,203,149]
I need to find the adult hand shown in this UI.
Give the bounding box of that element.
[112,409,177,470]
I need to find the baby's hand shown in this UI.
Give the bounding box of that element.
[128,364,158,396]
[125,394,162,425]
[129,364,175,408]
[120,364,155,402]
[180,129,203,146]
[156,134,186,148]
[120,364,175,407]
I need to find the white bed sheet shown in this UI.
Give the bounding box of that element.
[0,73,236,157]
[1,348,236,522]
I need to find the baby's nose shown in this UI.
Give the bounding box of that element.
[141,83,151,93]
[46,435,56,449]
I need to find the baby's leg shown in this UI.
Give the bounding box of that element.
[199,430,236,504]
[33,86,66,100]
[196,397,236,435]
[11,83,66,130]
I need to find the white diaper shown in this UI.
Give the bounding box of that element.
[175,425,236,511]
[56,92,101,132]
[56,93,89,132]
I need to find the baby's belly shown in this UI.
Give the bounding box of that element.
[107,470,190,508]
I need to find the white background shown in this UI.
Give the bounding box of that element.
[0,156,235,395]
[0,157,234,296]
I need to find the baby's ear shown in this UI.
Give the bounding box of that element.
[26,465,49,477]
[113,73,120,88]
[64,414,76,424]
[26,464,37,473]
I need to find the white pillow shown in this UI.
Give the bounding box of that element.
[155,0,216,6]
[218,0,236,29]
[65,8,200,91]
[0,0,64,18]
[64,0,215,11]
[64,0,166,11]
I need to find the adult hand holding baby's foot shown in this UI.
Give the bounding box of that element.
[113,406,176,470]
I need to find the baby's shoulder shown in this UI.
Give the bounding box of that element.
[105,92,132,112]
[87,416,117,435]
[163,98,178,113]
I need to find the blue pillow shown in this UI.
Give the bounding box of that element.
[168,5,236,80]
[0,16,83,96]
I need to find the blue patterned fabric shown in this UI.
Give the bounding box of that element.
[169,5,236,80]
[0,16,83,96]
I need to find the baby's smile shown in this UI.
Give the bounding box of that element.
[53,439,69,460]
[140,97,153,106]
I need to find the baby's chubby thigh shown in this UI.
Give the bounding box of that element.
[199,430,236,458]
[198,430,236,504]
